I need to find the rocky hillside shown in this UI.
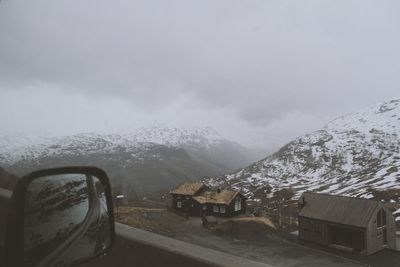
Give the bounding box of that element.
[206,99,400,217]
[0,126,261,199]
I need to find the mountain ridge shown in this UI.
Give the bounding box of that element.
[205,98,400,218]
[0,126,262,199]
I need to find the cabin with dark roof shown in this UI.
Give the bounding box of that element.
[193,189,246,217]
[298,192,396,255]
[170,182,210,216]
[170,182,246,217]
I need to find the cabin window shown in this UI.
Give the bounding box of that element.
[377,209,382,227]
[213,205,219,213]
[234,197,241,211]
[382,209,387,226]
[377,208,387,228]
[202,205,207,210]
[220,206,226,213]
[177,201,182,208]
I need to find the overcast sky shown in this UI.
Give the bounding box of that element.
[0,0,399,150]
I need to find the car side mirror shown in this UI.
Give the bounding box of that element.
[4,167,115,267]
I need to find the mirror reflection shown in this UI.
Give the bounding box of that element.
[59,176,111,266]
[24,173,111,267]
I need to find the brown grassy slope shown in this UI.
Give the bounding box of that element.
[116,206,195,237]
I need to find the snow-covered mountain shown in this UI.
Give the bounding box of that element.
[206,99,400,216]
[0,126,261,197]
[0,127,223,164]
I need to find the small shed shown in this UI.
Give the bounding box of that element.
[298,192,396,255]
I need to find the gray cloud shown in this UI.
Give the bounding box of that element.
[0,0,399,149]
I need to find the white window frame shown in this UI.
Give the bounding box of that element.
[234,197,241,211]
[220,206,226,214]
[213,205,219,213]
[177,201,182,208]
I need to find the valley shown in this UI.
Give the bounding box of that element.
[1,98,400,267]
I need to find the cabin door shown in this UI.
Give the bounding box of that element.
[377,228,383,247]
[376,227,388,247]
[200,204,207,217]
[376,208,388,247]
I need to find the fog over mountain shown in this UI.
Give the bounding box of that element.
[1,1,400,151]
[0,126,263,198]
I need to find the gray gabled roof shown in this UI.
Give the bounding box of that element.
[299,192,381,228]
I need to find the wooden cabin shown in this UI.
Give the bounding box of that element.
[193,189,246,218]
[170,182,210,217]
[170,182,246,217]
[298,192,396,255]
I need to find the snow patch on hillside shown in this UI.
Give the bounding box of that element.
[206,98,400,218]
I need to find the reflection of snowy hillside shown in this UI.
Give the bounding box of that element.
[61,177,111,265]
[25,174,89,252]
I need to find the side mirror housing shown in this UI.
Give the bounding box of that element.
[4,167,115,267]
